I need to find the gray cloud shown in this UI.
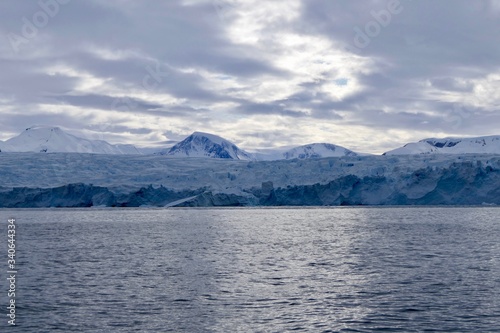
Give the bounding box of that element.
[55,94,162,111]
[0,0,499,152]
[236,102,309,118]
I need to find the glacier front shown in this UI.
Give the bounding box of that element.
[0,153,498,207]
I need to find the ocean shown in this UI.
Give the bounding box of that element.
[1,207,499,332]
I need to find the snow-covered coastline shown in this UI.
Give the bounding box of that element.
[1,126,499,207]
[0,153,498,207]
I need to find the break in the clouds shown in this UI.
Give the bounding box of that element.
[0,0,499,153]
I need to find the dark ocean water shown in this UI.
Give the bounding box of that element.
[1,207,500,332]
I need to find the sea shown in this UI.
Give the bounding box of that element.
[1,207,499,332]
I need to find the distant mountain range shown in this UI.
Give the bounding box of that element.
[162,132,254,160]
[0,126,360,160]
[162,132,358,160]
[384,136,500,155]
[1,126,499,159]
[0,126,140,154]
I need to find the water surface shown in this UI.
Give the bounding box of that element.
[1,207,499,332]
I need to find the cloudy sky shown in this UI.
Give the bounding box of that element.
[1,0,499,153]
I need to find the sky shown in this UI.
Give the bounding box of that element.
[0,0,499,154]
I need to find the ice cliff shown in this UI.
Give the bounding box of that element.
[0,153,498,207]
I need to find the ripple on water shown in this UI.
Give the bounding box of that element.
[0,207,499,332]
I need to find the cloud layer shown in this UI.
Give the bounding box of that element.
[1,0,499,153]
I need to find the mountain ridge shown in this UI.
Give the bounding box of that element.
[384,135,500,155]
[0,126,141,154]
[1,126,499,158]
[164,132,254,160]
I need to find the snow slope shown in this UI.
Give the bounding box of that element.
[251,143,359,160]
[385,135,500,155]
[165,132,254,160]
[1,126,141,154]
[281,143,358,159]
[0,140,9,152]
[384,142,439,155]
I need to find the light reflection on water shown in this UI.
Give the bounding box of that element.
[0,207,499,332]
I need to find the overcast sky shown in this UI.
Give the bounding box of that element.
[1,0,499,153]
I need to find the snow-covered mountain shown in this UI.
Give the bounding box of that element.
[385,135,500,155]
[252,143,359,160]
[281,143,358,160]
[4,127,497,158]
[1,128,361,159]
[164,133,360,161]
[164,132,254,160]
[0,126,141,154]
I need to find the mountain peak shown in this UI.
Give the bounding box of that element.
[191,131,214,136]
[2,126,141,154]
[281,142,358,160]
[166,132,253,160]
[385,135,500,155]
[189,131,227,145]
[165,133,363,160]
[26,125,61,131]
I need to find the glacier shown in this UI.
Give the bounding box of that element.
[385,135,500,155]
[0,153,498,207]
